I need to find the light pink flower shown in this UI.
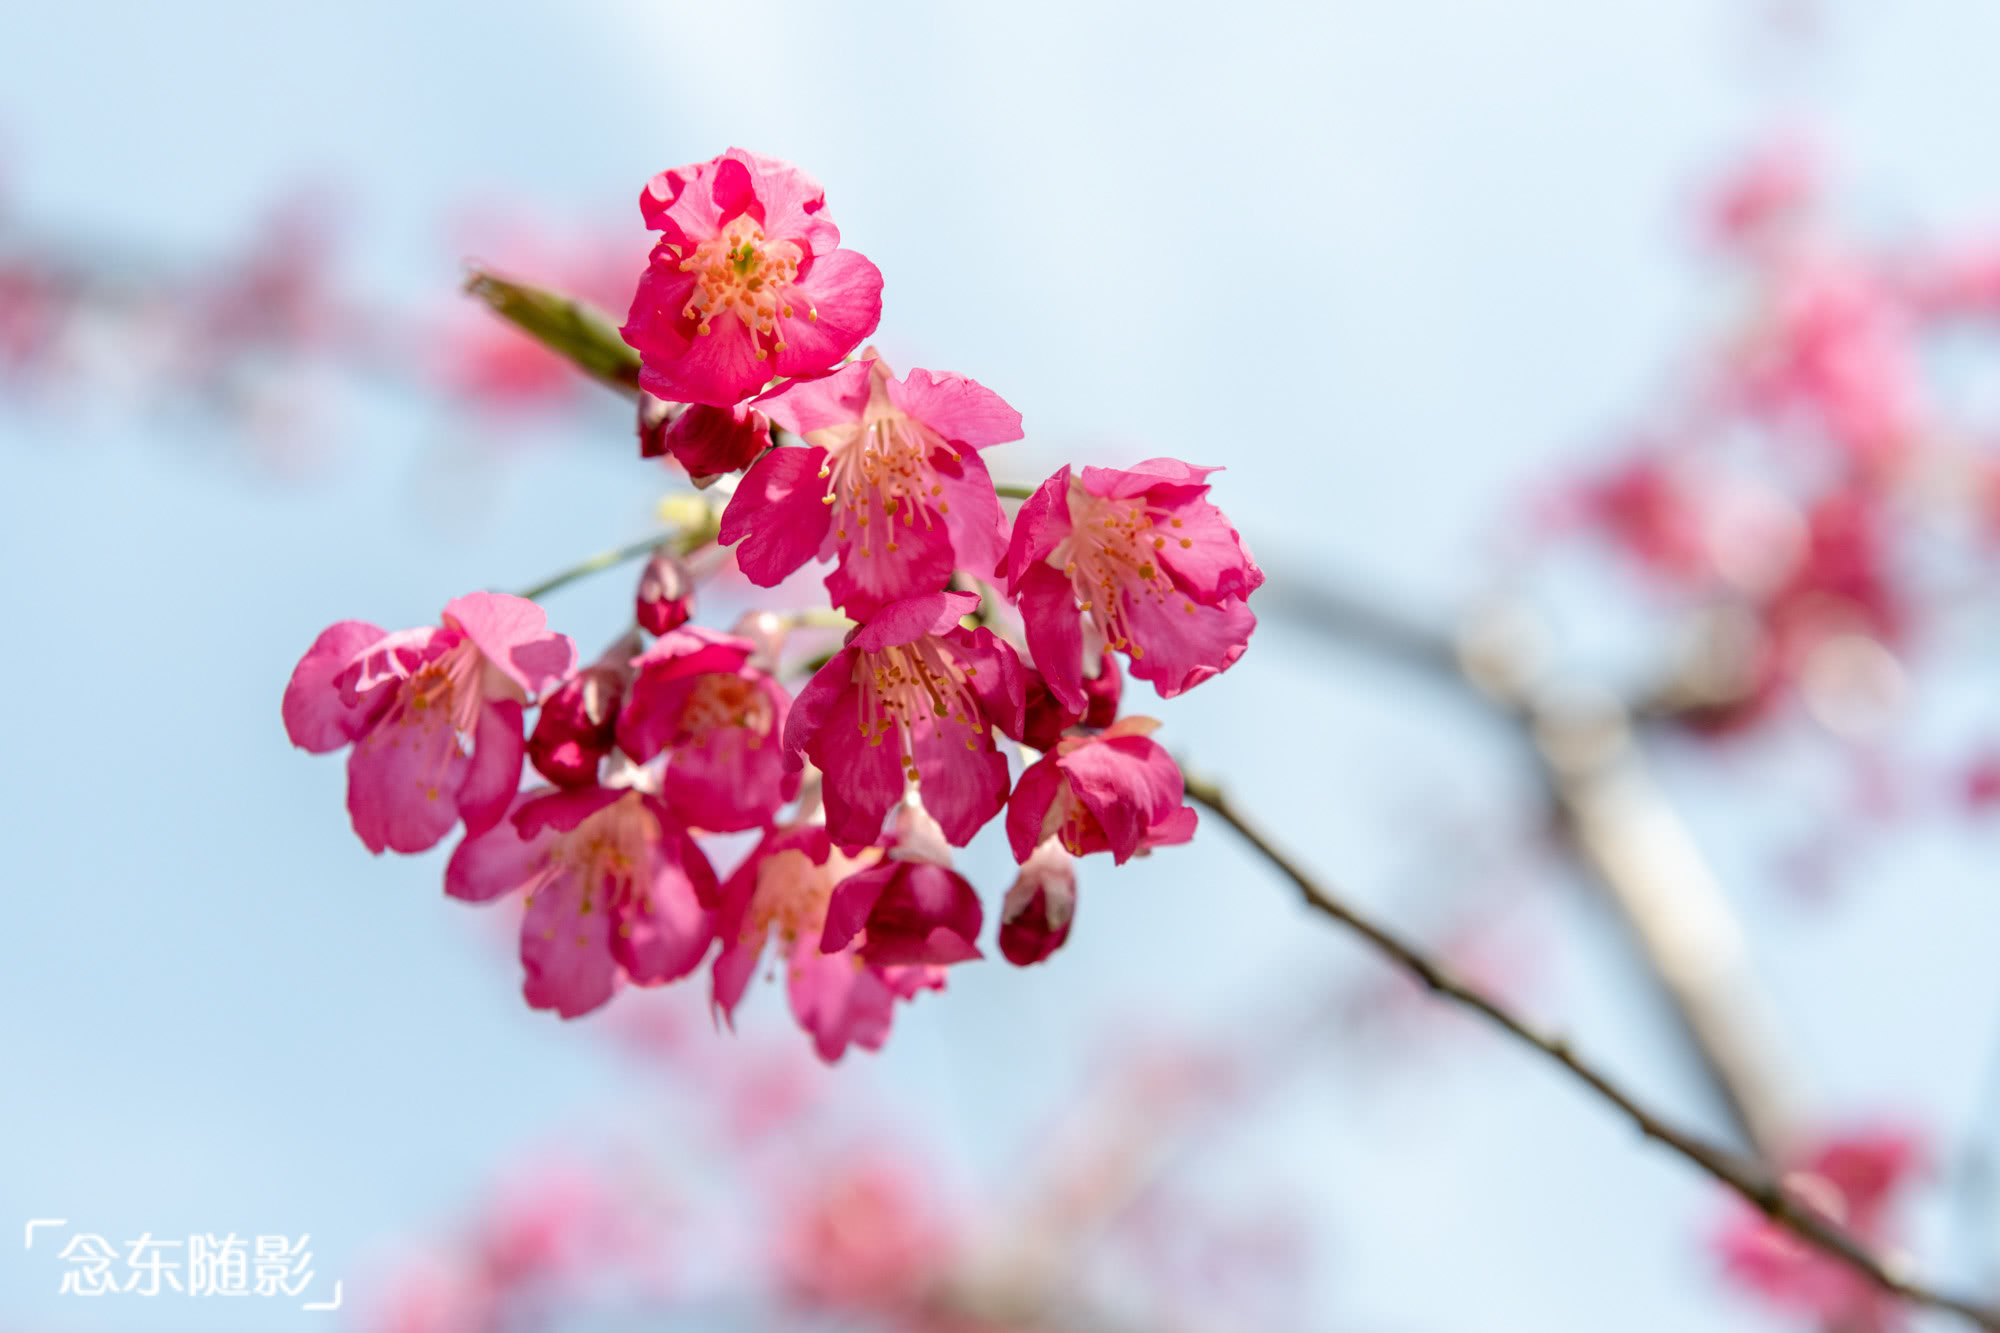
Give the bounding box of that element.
[819,802,984,967]
[446,786,717,1019]
[1005,459,1262,710]
[616,627,796,833]
[783,591,1025,847]
[638,393,771,484]
[283,593,574,854]
[1006,717,1196,864]
[775,1157,953,1313]
[719,352,1020,617]
[710,824,944,1062]
[621,149,883,408]
[1715,1126,1924,1332]
[999,838,1078,966]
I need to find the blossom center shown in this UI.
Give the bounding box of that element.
[679,674,773,747]
[855,636,985,780]
[547,792,659,920]
[1052,481,1190,658]
[748,845,876,945]
[817,407,946,560]
[677,216,809,358]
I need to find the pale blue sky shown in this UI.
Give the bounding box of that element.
[7,2,2000,1329]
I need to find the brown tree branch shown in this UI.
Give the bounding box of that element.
[1182,770,2000,1330]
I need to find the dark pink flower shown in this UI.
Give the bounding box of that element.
[633,549,695,635]
[719,353,1020,616]
[710,824,944,1062]
[621,149,883,408]
[819,802,984,966]
[1006,717,1196,864]
[783,591,1024,847]
[638,393,771,484]
[1004,459,1261,710]
[446,785,717,1019]
[283,593,574,854]
[527,634,639,790]
[1715,1126,1924,1332]
[616,626,797,832]
[999,838,1078,966]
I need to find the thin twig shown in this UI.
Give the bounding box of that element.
[514,535,668,602]
[1182,770,2000,1330]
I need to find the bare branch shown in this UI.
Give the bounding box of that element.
[1183,771,2000,1331]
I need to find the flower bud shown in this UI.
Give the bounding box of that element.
[999,839,1077,966]
[527,635,639,788]
[635,551,695,635]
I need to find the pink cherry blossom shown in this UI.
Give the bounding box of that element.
[1006,717,1197,865]
[819,802,984,967]
[1715,1125,1924,1332]
[283,593,574,854]
[719,352,1021,616]
[783,591,1025,847]
[446,785,717,1019]
[528,633,639,790]
[621,149,883,408]
[616,626,797,833]
[710,823,945,1063]
[999,838,1078,966]
[638,392,771,484]
[775,1156,954,1314]
[1005,459,1262,710]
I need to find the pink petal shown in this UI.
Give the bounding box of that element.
[756,359,874,437]
[1079,458,1221,499]
[1018,561,1086,712]
[820,863,894,954]
[823,510,956,619]
[345,700,468,854]
[1001,467,1074,594]
[657,402,771,480]
[283,620,388,752]
[611,814,716,984]
[850,592,982,652]
[458,699,526,836]
[933,446,1008,580]
[721,147,839,255]
[885,368,1023,449]
[803,684,908,848]
[787,943,901,1063]
[661,720,798,832]
[911,718,1010,848]
[1121,592,1256,700]
[781,649,857,763]
[443,592,575,699]
[719,446,834,587]
[1005,756,1065,864]
[519,868,619,1019]
[445,792,556,903]
[943,625,1026,742]
[771,248,884,382]
[1154,495,1265,604]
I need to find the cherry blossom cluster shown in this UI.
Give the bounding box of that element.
[284,147,1261,1060]
[1533,135,2000,746]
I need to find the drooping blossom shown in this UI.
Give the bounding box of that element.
[638,392,771,484]
[710,822,944,1063]
[446,785,717,1019]
[783,591,1025,847]
[1005,459,1262,710]
[621,148,883,408]
[633,548,696,635]
[528,632,640,789]
[819,801,984,967]
[283,593,574,854]
[999,838,1078,966]
[720,352,1020,616]
[616,626,796,832]
[1714,1126,1924,1332]
[1006,717,1196,864]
